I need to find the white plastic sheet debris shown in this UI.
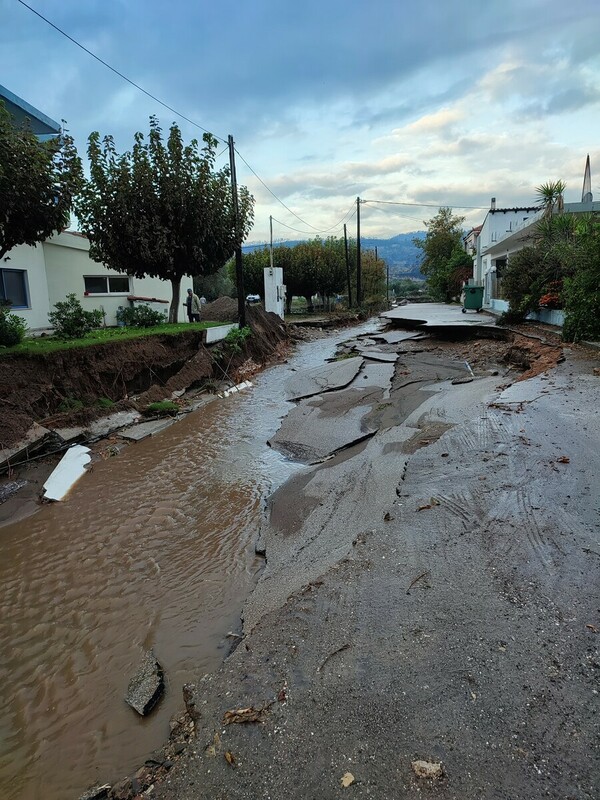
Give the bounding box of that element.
[43,444,91,501]
[218,380,253,398]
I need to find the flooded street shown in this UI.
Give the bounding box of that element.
[0,322,379,800]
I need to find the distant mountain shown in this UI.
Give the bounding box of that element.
[244,232,426,280]
[362,233,425,279]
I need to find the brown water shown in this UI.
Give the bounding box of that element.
[0,322,379,800]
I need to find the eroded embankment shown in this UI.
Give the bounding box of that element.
[0,306,288,449]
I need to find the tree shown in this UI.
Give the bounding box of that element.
[361,250,387,305]
[311,237,347,308]
[75,117,253,322]
[413,207,467,302]
[536,179,566,219]
[0,101,82,260]
[193,263,235,301]
[233,247,270,298]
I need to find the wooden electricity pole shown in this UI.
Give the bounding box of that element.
[228,134,245,327]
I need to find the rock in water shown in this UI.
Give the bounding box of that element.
[125,650,164,716]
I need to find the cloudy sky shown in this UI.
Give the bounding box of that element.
[1,0,599,243]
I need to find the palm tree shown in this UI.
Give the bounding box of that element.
[535,179,566,218]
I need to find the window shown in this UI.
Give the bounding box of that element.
[0,269,29,308]
[84,275,131,294]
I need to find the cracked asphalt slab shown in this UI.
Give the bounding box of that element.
[152,333,599,800]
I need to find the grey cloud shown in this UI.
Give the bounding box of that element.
[519,84,600,120]
[4,0,598,144]
[350,77,476,130]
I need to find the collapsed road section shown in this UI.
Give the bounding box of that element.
[142,317,599,800]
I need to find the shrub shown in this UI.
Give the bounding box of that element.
[97,397,116,409]
[0,303,28,346]
[562,278,600,342]
[145,400,179,416]
[223,325,252,353]
[501,247,553,322]
[116,304,167,327]
[58,397,85,412]
[49,293,104,339]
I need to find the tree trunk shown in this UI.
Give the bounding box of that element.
[304,294,314,313]
[286,294,292,314]
[170,277,181,323]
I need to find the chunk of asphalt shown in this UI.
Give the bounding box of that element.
[125,650,165,716]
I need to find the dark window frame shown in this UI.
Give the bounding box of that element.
[0,268,30,309]
[84,275,132,295]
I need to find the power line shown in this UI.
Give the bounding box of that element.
[234,148,327,232]
[362,199,488,210]
[16,1,466,235]
[234,145,361,234]
[15,0,227,142]
[270,204,357,237]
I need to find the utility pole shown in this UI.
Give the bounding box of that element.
[343,223,352,308]
[386,264,390,307]
[269,215,274,271]
[356,196,362,307]
[228,134,245,327]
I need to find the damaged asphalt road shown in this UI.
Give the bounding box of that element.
[152,329,599,800]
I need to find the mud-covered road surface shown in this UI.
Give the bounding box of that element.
[150,325,599,800]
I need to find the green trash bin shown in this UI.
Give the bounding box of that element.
[462,285,484,313]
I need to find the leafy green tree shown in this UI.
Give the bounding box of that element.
[361,250,387,305]
[413,207,466,302]
[501,247,550,320]
[390,277,425,297]
[75,117,253,322]
[231,247,270,298]
[311,237,347,307]
[290,242,319,310]
[0,101,82,260]
[502,181,581,323]
[561,214,600,341]
[194,263,235,301]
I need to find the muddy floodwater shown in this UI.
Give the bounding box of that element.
[0,322,379,800]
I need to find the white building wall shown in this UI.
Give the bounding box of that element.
[3,242,51,329]
[43,232,170,326]
[479,209,539,307]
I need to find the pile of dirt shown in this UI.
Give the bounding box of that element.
[0,308,290,450]
[203,296,238,322]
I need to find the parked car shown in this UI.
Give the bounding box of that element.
[246,294,261,304]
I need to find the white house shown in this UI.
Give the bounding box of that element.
[466,162,599,324]
[2,231,170,330]
[1,85,171,330]
[468,198,540,311]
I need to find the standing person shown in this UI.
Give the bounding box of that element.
[184,288,202,322]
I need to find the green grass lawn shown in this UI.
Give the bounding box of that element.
[1,321,224,357]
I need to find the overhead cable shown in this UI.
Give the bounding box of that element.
[15,0,226,142]
[271,204,357,236]
[362,199,488,210]
[234,148,325,232]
